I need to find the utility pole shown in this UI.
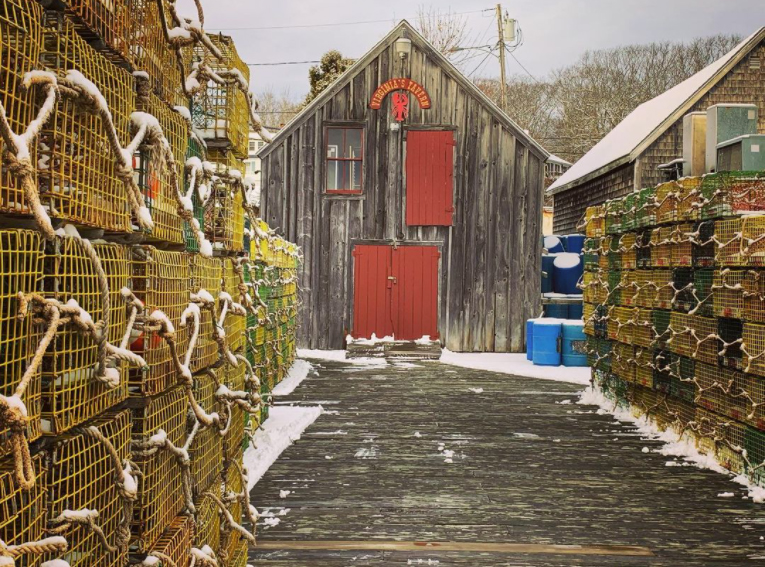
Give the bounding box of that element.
[495,3,507,110]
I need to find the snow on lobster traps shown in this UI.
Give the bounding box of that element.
[0,454,48,567]
[45,409,132,567]
[130,385,187,553]
[190,255,222,373]
[129,247,191,396]
[700,171,765,220]
[36,12,136,234]
[189,372,223,498]
[60,0,132,66]
[0,0,44,217]
[190,35,250,159]
[204,149,246,254]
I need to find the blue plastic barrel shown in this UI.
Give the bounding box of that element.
[558,235,569,252]
[566,234,586,255]
[562,321,587,366]
[541,254,556,293]
[568,302,583,320]
[544,302,568,319]
[526,319,535,361]
[532,319,562,366]
[553,253,583,294]
[544,235,564,253]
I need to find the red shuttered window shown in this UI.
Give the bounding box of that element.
[406,130,455,226]
[325,127,363,194]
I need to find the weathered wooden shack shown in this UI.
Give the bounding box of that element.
[258,20,548,351]
[549,27,765,233]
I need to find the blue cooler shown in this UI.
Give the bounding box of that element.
[553,253,583,295]
[566,234,586,255]
[544,235,565,253]
[532,319,562,366]
[541,254,556,293]
[526,318,536,360]
[562,321,588,366]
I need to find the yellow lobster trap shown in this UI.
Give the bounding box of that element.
[41,238,130,434]
[46,409,131,567]
[0,0,43,217]
[669,313,718,366]
[205,149,246,253]
[741,215,765,267]
[131,385,187,553]
[222,259,246,352]
[127,0,188,108]
[229,539,249,567]
[223,362,247,466]
[713,269,746,320]
[190,373,223,497]
[192,35,250,158]
[190,254,222,373]
[743,322,765,378]
[0,230,44,455]
[194,489,221,554]
[38,13,134,233]
[130,247,191,396]
[715,218,745,267]
[221,461,244,562]
[0,454,47,567]
[743,270,765,323]
[145,514,193,567]
[134,93,189,246]
[63,0,131,65]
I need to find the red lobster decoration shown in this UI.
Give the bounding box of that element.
[391,92,409,122]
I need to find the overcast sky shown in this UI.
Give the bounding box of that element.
[183,0,762,99]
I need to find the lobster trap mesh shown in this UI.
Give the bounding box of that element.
[194,489,221,553]
[700,171,765,220]
[583,237,600,271]
[0,454,46,567]
[127,0,188,108]
[584,205,604,237]
[46,409,131,567]
[635,187,658,228]
[131,386,187,553]
[190,254,222,373]
[145,514,193,567]
[134,93,189,246]
[604,198,624,235]
[0,0,43,216]
[223,362,247,465]
[713,269,745,320]
[183,137,205,253]
[130,247,191,396]
[38,13,134,233]
[222,259,245,352]
[608,306,636,344]
[192,35,250,158]
[693,220,717,267]
[221,461,244,561]
[41,238,130,434]
[742,215,765,267]
[692,268,714,317]
[743,322,765,378]
[671,267,695,313]
[670,223,694,267]
[0,230,43,454]
[650,226,673,268]
[655,181,679,225]
[744,270,765,323]
[190,373,223,497]
[612,342,635,382]
[715,218,744,267]
[63,0,131,64]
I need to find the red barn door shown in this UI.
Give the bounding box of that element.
[352,245,439,341]
[406,130,455,226]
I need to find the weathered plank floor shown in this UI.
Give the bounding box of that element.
[249,359,765,566]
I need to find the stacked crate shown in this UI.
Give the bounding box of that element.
[584,172,765,484]
[0,3,301,567]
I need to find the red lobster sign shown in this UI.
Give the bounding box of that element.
[370,78,431,122]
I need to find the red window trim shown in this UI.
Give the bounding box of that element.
[325,126,363,194]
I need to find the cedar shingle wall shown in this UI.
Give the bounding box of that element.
[552,163,633,233]
[553,40,765,232]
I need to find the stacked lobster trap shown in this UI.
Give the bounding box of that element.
[582,171,765,485]
[0,2,296,567]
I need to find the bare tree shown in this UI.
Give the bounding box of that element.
[415,5,470,66]
[254,87,301,128]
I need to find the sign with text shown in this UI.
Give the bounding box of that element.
[369,78,431,110]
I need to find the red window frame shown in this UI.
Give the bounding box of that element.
[325,126,364,194]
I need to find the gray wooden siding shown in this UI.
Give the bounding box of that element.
[261,37,543,352]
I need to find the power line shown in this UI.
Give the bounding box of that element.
[507,48,541,83]
[208,9,488,32]
[248,60,321,66]
[467,48,495,78]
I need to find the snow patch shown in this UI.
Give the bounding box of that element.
[272,360,313,396]
[243,405,323,489]
[440,350,590,385]
[279,490,291,498]
[468,387,484,394]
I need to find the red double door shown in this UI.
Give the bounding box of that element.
[352,245,439,341]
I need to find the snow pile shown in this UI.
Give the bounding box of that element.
[440,350,590,385]
[271,359,313,396]
[345,333,395,345]
[415,335,435,345]
[243,405,323,489]
[579,385,765,502]
[296,349,387,367]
